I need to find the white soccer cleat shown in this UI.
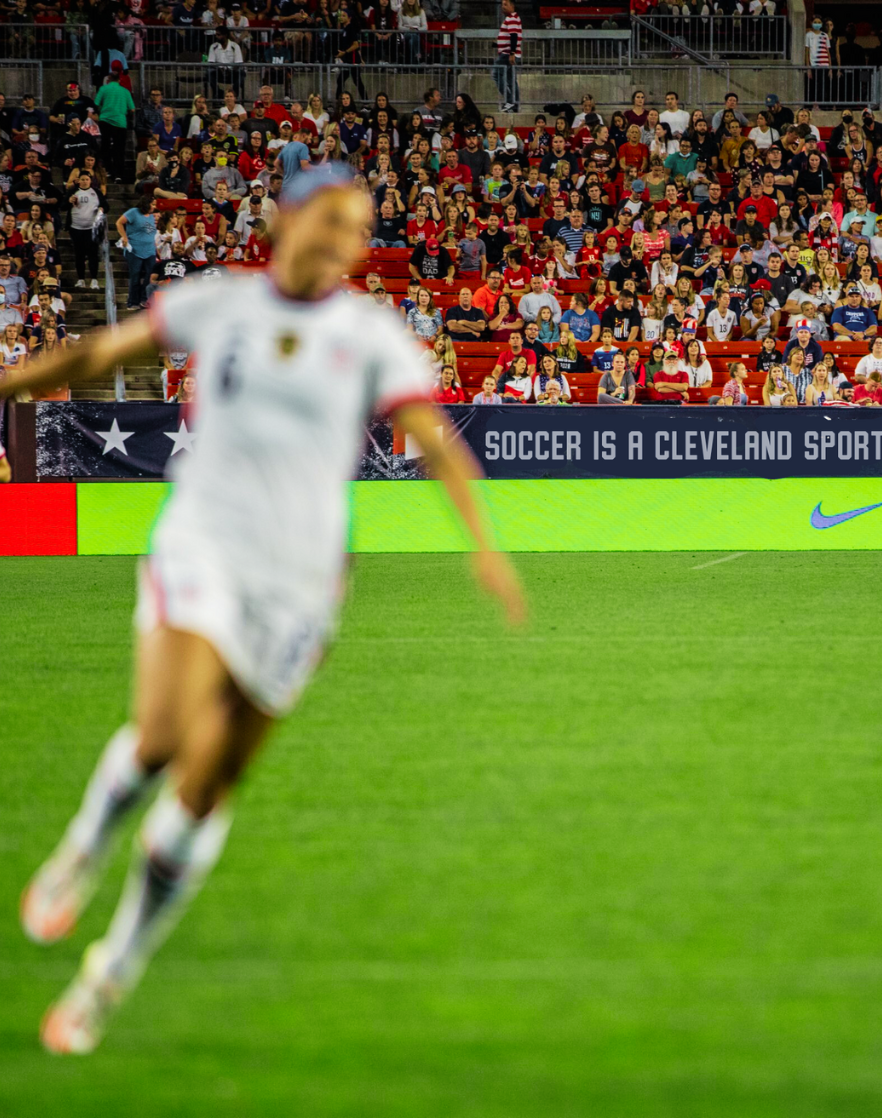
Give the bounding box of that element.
[20,843,100,945]
[40,941,122,1055]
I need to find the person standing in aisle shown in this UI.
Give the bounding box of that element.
[94,70,135,183]
[67,170,107,290]
[493,0,522,115]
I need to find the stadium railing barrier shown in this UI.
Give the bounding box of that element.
[132,59,882,113]
[631,13,790,60]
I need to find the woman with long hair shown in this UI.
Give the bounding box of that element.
[680,338,712,387]
[497,353,534,402]
[238,131,268,181]
[642,293,668,341]
[804,362,840,406]
[763,364,798,406]
[783,345,811,403]
[624,89,649,129]
[0,321,28,369]
[452,92,481,136]
[304,92,329,132]
[553,326,586,376]
[598,350,636,405]
[533,353,571,402]
[405,285,443,340]
[535,305,560,346]
[588,275,613,316]
[318,121,344,161]
[366,91,398,130]
[769,200,798,248]
[398,0,427,65]
[641,208,669,263]
[488,293,524,343]
[430,364,465,404]
[369,1,400,64]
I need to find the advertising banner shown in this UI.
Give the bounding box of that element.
[442,405,882,481]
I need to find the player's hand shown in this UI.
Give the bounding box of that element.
[471,549,527,627]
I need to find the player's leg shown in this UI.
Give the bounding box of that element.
[21,626,186,946]
[41,629,274,1055]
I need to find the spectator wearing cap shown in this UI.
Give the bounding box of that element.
[49,81,96,138]
[409,237,455,285]
[736,180,778,230]
[239,179,277,222]
[783,321,825,371]
[764,93,794,129]
[649,349,689,403]
[339,107,368,158]
[831,286,878,340]
[842,196,877,238]
[268,121,296,152]
[93,70,135,183]
[233,193,265,242]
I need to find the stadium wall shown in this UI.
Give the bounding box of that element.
[3,479,882,556]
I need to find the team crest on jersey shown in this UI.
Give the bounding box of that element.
[277,332,300,358]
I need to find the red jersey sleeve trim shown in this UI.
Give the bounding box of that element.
[376,390,432,417]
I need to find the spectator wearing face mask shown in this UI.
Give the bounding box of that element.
[154,152,190,200]
[201,152,246,200]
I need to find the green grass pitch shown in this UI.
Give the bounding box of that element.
[2,552,882,1117]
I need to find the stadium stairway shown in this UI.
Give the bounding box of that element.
[64,182,166,402]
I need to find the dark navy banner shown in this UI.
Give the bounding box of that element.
[442,406,882,480]
[34,400,882,481]
[34,402,416,480]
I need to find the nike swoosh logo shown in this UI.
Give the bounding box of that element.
[810,501,882,529]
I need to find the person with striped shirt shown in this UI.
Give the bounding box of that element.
[493,0,522,114]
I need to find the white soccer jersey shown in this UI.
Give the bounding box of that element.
[143,274,429,711]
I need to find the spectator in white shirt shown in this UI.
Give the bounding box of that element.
[207,26,244,65]
[706,291,738,340]
[659,92,690,140]
[680,338,713,386]
[218,89,246,118]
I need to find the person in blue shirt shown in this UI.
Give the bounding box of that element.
[560,292,600,342]
[339,107,368,156]
[831,287,878,340]
[276,132,311,189]
[782,322,825,371]
[115,196,157,310]
[591,329,621,371]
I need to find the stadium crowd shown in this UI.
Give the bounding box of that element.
[5,53,882,406]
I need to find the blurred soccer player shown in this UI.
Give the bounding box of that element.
[5,165,525,1055]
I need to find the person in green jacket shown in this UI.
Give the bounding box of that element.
[94,71,135,183]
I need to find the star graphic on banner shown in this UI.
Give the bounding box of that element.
[164,419,197,456]
[96,418,135,456]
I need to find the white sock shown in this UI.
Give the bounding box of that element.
[99,785,232,989]
[65,724,152,859]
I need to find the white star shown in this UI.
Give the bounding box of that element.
[164,419,197,456]
[96,417,135,456]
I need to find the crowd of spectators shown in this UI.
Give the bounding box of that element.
[0,82,110,385]
[96,76,882,405]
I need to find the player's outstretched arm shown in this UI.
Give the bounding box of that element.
[0,314,160,401]
[394,401,527,627]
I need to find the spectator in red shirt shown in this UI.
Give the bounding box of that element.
[254,85,291,127]
[502,248,532,295]
[406,202,437,246]
[736,180,778,229]
[288,101,318,149]
[244,218,272,263]
[852,370,882,405]
[491,330,537,379]
[438,149,473,188]
[430,364,466,404]
[649,349,689,403]
[617,125,649,176]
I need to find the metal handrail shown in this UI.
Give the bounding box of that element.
[94,212,125,402]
